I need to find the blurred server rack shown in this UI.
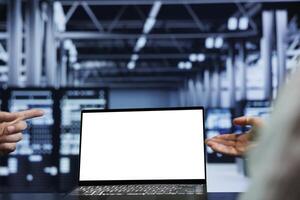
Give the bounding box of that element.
[243,100,272,119]
[0,88,59,192]
[205,108,235,163]
[58,88,108,191]
[0,87,109,192]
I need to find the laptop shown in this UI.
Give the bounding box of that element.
[68,107,207,199]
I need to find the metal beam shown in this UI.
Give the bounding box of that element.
[227,45,236,107]
[58,41,67,86]
[77,53,219,60]
[73,39,192,48]
[56,30,258,40]
[184,4,206,31]
[107,6,127,33]
[82,82,180,89]
[210,70,216,107]
[67,19,226,30]
[7,0,22,87]
[239,42,247,100]
[73,38,193,48]
[134,5,146,20]
[25,0,43,86]
[187,79,197,106]
[65,1,79,23]
[2,31,234,41]
[261,11,274,100]
[81,2,104,32]
[169,34,185,53]
[45,1,57,87]
[59,0,300,5]
[195,75,204,106]
[203,69,211,107]
[213,64,221,107]
[235,3,258,32]
[179,87,187,107]
[276,10,288,88]
[85,76,183,82]
[218,3,261,32]
[77,67,203,74]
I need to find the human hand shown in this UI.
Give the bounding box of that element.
[205,116,264,156]
[0,109,44,154]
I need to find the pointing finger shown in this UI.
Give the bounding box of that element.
[15,109,44,121]
[0,112,18,123]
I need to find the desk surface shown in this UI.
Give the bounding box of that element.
[0,193,239,200]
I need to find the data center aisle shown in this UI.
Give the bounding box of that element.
[207,164,249,192]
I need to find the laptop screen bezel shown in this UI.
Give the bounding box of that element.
[78,107,207,186]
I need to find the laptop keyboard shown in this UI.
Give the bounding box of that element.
[77,184,204,195]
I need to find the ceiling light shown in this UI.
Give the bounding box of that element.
[189,53,197,62]
[131,54,139,61]
[239,16,249,30]
[178,61,185,69]
[228,17,238,30]
[127,61,136,70]
[149,1,162,18]
[143,18,156,34]
[205,37,214,49]
[197,54,205,62]
[214,37,223,48]
[185,61,192,70]
[134,36,147,52]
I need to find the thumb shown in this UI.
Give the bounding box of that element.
[233,116,264,127]
[0,112,18,123]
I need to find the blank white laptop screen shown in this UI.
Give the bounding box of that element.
[80,109,205,181]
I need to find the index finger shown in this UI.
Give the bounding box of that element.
[15,109,45,121]
[0,112,18,123]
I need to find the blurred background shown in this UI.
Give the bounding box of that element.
[0,0,299,193]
